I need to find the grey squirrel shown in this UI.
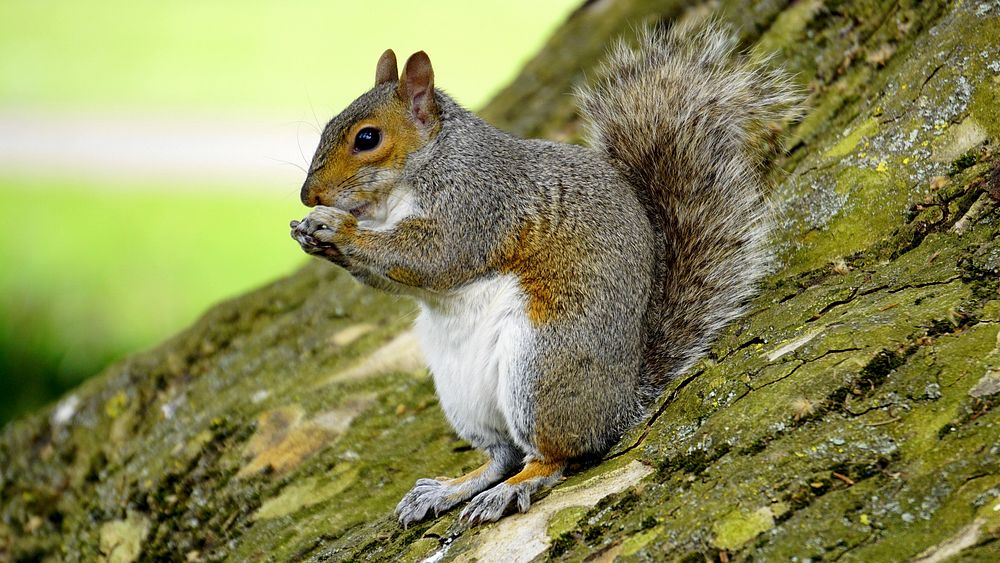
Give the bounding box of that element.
[290,22,801,526]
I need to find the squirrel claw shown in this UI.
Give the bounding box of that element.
[459,482,531,525]
[290,217,328,245]
[290,217,348,265]
[290,207,353,252]
[395,478,468,528]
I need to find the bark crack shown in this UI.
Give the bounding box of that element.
[605,369,704,460]
[808,287,860,321]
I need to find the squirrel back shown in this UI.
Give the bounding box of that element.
[576,23,802,394]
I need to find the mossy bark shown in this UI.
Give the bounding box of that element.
[3,1,999,561]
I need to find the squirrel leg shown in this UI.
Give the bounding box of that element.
[395,444,520,528]
[458,457,566,524]
[302,207,463,291]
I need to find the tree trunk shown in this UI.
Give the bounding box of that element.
[3,1,999,561]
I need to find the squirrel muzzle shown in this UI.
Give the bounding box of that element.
[300,175,322,207]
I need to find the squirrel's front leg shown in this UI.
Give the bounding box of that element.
[295,205,460,291]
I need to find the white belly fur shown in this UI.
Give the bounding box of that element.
[414,274,533,449]
[357,184,416,232]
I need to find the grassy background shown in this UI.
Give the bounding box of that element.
[0,177,304,420]
[0,1,576,113]
[0,0,579,424]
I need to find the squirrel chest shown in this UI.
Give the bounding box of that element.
[413,274,534,449]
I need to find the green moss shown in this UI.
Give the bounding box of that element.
[253,466,359,521]
[103,389,128,419]
[655,444,732,479]
[547,532,577,558]
[547,506,588,540]
[963,35,1000,143]
[619,527,660,556]
[785,165,910,275]
[711,507,776,551]
[751,0,823,62]
[981,300,1000,322]
[825,118,880,160]
[950,151,980,175]
[738,437,769,455]
[858,348,909,390]
[397,538,441,563]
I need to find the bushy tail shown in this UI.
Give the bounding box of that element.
[577,22,802,390]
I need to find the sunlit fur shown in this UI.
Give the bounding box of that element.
[292,23,802,526]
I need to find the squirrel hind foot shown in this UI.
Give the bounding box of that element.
[459,482,530,524]
[459,460,565,525]
[395,457,515,527]
[396,478,467,528]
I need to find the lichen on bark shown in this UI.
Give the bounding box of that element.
[2,0,999,561]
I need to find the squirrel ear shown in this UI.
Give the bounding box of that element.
[397,51,438,126]
[375,49,398,86]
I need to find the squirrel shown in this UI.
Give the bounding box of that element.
[291,22,801,526]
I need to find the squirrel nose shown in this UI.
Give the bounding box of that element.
[300,178,319,207]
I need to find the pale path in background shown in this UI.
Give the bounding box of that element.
[0,109,321,190]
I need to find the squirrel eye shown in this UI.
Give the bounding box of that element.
[354,127,381,151]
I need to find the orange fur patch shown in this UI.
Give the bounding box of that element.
[306,96,435,206]
[447,462,491,486]
[535,432,576,461]
[493,221,583,324]
[505,459,565,485]
[386,267,423,287]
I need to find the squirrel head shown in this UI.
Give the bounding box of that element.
[300,49,441,212]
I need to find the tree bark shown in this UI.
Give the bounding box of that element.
[3,1,999,561]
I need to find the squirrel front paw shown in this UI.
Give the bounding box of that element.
[290,207,357,263]
[289,217,337,258]
[305,206,357,242]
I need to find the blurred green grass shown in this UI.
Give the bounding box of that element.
[0,0,576,112]
[0,1,579,424]
[0,177,305,422]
